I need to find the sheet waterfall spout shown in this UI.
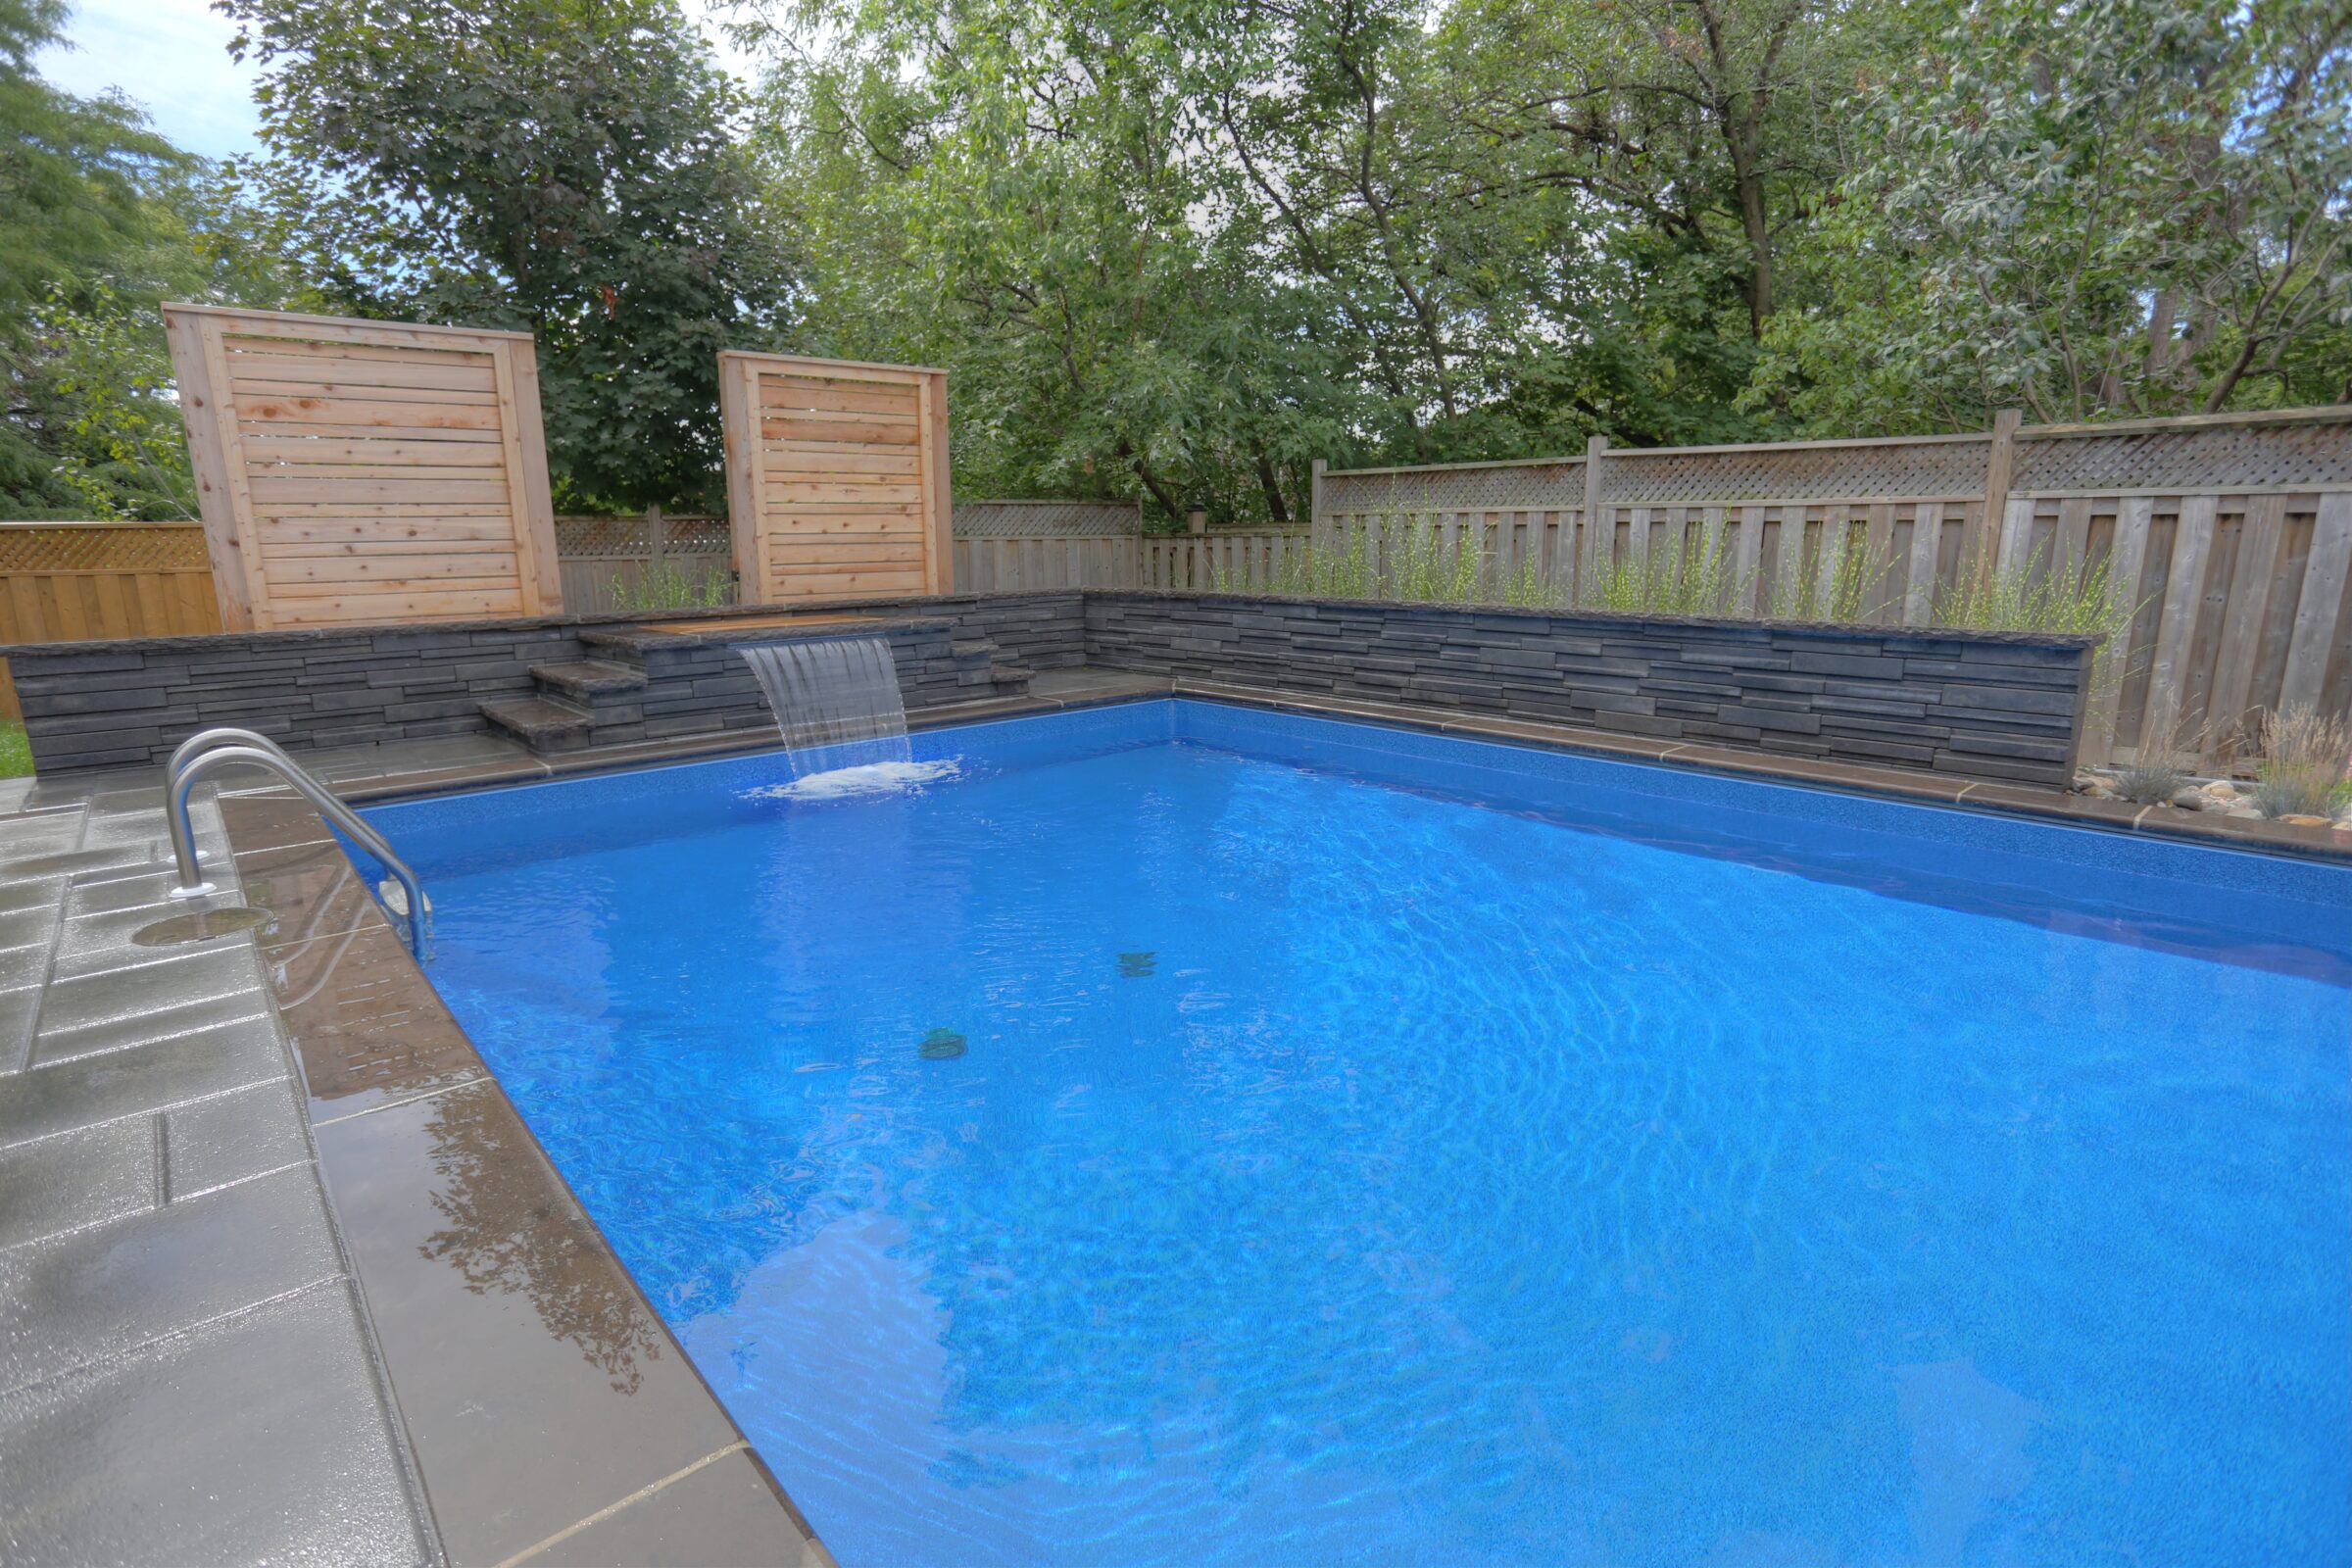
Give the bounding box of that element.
[738,635,956,796]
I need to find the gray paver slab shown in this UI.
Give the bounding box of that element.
[0,1015,288,1148]
[0,1118,155,1250]
[0,1164,343,1393]
[0,875,68,915]
[0,1278,429,1568]
[51,897,264,982]
[32,946,269,1064]
[166,1078,311,1200]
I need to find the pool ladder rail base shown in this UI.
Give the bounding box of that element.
[161,727,431,958]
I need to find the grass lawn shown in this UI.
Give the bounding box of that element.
[0,722,30,779]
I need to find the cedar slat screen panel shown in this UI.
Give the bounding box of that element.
[164,304,562,630]
[719,351,952,601]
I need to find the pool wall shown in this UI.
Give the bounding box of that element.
[3,589,2093,785]
[1084,592,2091,783]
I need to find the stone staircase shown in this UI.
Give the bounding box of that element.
[951,636,1033,695]
[479,627,1035,758]
[478,657,649,756]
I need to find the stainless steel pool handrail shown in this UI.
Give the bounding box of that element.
[165,725,310,792]
[163,733,429,957]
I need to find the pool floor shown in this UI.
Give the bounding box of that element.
[371,701,2352,1567]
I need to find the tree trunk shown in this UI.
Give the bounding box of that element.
[1253,455,1292,524]
[1729,122,1774,332]
[1131,456,1184,522]
[2143,289,2176,379]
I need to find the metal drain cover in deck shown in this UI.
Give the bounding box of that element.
[131,906,276,947]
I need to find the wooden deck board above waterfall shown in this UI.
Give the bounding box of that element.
[647,612,892,636]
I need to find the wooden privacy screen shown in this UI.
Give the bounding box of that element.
[164,304,562,630]
[718,351,952,601]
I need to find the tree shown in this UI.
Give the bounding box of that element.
[0,1,305,517]
[764,0,1358,522]
[1746,0,2352,432]
[0,0,187,515]
[223,0,796,511]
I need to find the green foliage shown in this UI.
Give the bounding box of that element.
[30,282,195,519]
[6,0,2347,532]
[224,0,793,511]
[1589,539,1750,618]
[1747,0,2352,431]
[0,0,174,345]
[2113,756,2190,803]
[1255,535,1380,600]
[1935,546,2140,697]
[608,560,733,612]
[0,0,295,518]
[0,721,28,779]
[2250,707,2352,818]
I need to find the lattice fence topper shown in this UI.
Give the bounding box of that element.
[0,521,212,572]
[1320,462,1585,514]
[953,500,1145,538]
[2012,417,2352,493]
[1598,436,1991,505]
[551,514,731,559]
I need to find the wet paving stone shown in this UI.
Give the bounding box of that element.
[0,1279,429,1568]
[163,1078,311,1200]
[0,1164,342,1393]
[31,946,271,1065]
[0,1015,290,1149]
[0,1118,156,1250]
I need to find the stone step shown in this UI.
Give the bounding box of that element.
[478,696,594,755]
[961,659,1036,688]
[530,660,649,701]
[576,627,661,666]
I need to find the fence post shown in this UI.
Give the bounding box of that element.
[1310,459,1327,551]
[1580,433,1608,598]
[646,503,664,570]
[1976,409,2022,595]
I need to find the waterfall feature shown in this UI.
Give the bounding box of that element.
[738,636,955,797]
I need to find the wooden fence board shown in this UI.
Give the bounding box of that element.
[2279,492,2352,713]
[2204,494,2288,756]
[1314,410,2352,764]
[165,303,560,629]
[720,351,951,602]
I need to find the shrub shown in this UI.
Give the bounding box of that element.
[2112,756,2190,805]
[1583,537,1749,618]
[1936,545,2139,697]
[2249,707,2352,819]
[611,561,731,612]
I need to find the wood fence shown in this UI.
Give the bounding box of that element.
[552,511,733,612]
[164,304,563,629]
[718,351,952,601]
[1313,408,2352,766]
[0,520,221,719]
[952,532,1310,592]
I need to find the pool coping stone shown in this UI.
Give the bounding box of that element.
[308,672,2342,863]
[215,789,836,1567]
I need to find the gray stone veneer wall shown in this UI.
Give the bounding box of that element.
[5,593,1087,773]
[1086,593,2092,785]
[4,589,2090,785]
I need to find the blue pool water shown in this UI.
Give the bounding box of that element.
[369,700,2352,1567]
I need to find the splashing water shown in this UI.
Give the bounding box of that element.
[739,636,912,775]
[748,760,961,802]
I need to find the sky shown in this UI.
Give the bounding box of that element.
[34,0,765,163]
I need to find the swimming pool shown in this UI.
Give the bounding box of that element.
[369,699,2352,1567]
